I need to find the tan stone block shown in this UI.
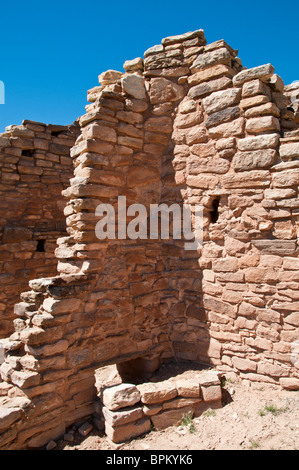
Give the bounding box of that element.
[184,126,208,145]
[246,116,280,134]
[116,111,143,125]
[191,141,216,157]
[144,116,172,134]
[118,135,143,149]
[143,403,162,416]
[188,155,230,175]
[222,170,270,189]
[257,362,289,377]
[233,63,274,86]
[208,117,245,138]
[121,73,146,100]
[148,77,184,104]
[137,381,177,404]
[11,370,40,388]
[240,94,270,109]
[105,417,151,444]
[102,405,143,427]
[272,169,299,188]
[279,142,299,159]
[98,70,123,85]
[203,88,241,115]
[151,406,194,430]
[162,29,205,46]
[42,298,82,315]
[279,377,299,390]
[123,57,144,73]
[234,149,277,171]
[242,79,271,98]
[176,379,201,398]
[244,102,280,118]
[83,123,117,143]
[212,257,239,272]
[237,134,279,151]
[232,357,257,372]
[174,110,203,129]
[186,174,219,189]
[201,385,222,402]
[188,64,235,86]
[191,48,232,73]
[188,76,232,99]
[162,397,202,409]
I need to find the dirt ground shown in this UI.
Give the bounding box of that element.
[55,375,299,451]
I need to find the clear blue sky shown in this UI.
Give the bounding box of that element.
[0,0,298,132]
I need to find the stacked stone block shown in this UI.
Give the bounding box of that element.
[98,370,222,444]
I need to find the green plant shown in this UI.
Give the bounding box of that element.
[180,412,193,426]
[249,439,260,449]
[180,412,196,433]
[204,409,216,417]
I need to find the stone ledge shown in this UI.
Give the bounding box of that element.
[97,368,222,443]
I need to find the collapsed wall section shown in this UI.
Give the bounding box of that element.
[0,121,79,338]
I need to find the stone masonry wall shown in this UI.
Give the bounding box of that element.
[0,121,79,338]
[0,28,299,449]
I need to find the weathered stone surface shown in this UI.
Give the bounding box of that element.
[203,88,241,115]
[123,57,144,73]
[162,29,206,46]
[206,106,240,128]
[245,102,280,118]
[240,94,270,109]
[174,377,201,398]
[191,48,232,73]
[188,76,232,99]
[102,405,143,427]
[208,117,245,138]
[246,116,280,134]
[223,170,271,188]
[242,79,271,98]
[98,69,123,85]
[233,64,275,86]
[272,169,299,188]
[1,28,299,451]
[121,74,147,100]
[252,240,297,255]
[148,78,184,104]
[201,385,222,402]
[237,134,279,151]
[188,64,235,86]
[279,142,299,159]
[234,149,277,171]
[102,384,141,411]
[151,406,194,430]
[137,381,177,404]
[105,417,151,443]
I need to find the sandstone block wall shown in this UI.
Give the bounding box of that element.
[0,121,79,338]
[0,28,299,449]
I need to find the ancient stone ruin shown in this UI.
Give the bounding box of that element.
[0,28,299,449]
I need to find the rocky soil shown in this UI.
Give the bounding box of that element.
[52,377,299,451]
